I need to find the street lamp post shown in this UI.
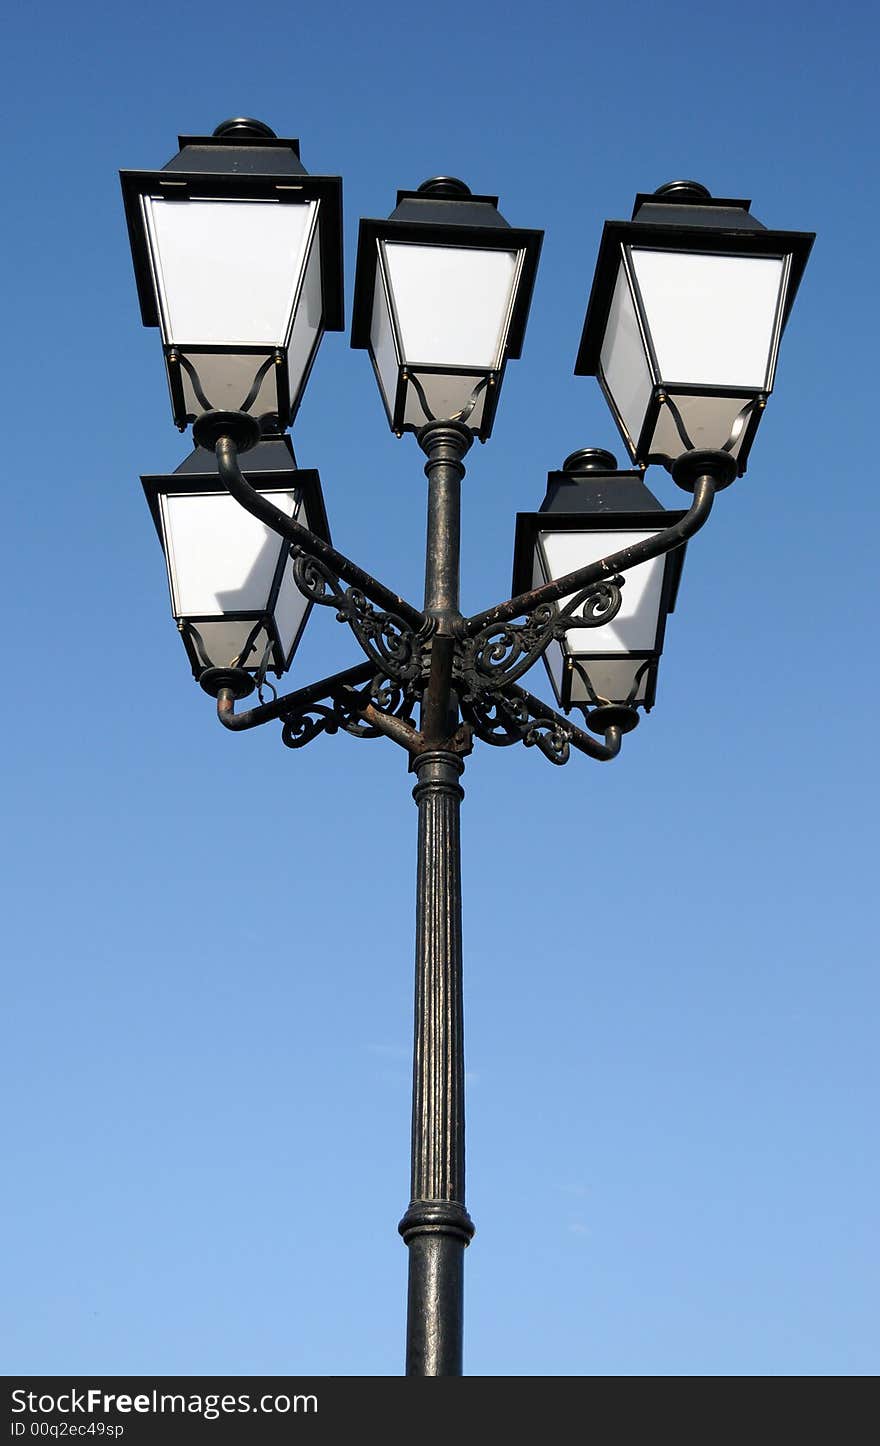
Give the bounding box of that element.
[121,123,813,1376]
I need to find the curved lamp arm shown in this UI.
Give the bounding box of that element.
[215,661,376,731]
[213,435,426,632]
[460,682,626,764]
[465,471,718,638]
[216,661,422,752]
[508,683,624,762]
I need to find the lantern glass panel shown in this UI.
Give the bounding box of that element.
[184,618,275,671]
[630,248,786,388]
[648,391,756,460]
[568,656,653,706]
[600,266,654,453]
[160,488,297,618]
[177,351,279,417]
[383,242,520,367]
[542,636,565,698]
[285,224,324,405]
[143,197,317,345]
[540,638,654,709]
[402,372,490,431]
[537,530,666,653]
[369,264,400,420]
[274,559,310,658]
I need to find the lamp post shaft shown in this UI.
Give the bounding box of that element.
[400,750,473,1374]
[398,422,474,1376]
[419,422,471,627]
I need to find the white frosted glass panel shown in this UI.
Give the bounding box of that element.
[649,392,752,459]
[541,637,566,704]
[402,371,488,431]
[383,242,519,367]
[369,264,401,418]
[568,657,652,706]
[285,222,323,407]
[179,351,278,417]
[274,564,310,661]
[600,263,654,450]
[539,530,665,653]
[187,619,273,670]
[144,197,316,344]
[161,489,297,617]
[533,553,571,705]
[273,495,309,659]
[631,248,785,388]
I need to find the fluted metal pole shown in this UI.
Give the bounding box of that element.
[399,749,474,1374]
[398,422,474,1375]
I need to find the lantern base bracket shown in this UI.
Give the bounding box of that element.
[670,448,737,493]
[199,666,256,700]
[582,704,640,736]
[193,409,261,456]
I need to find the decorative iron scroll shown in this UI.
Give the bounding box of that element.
[278,549,627,767]
[291,549,426,685]
[280,672,417,751]
[458,578,623,698]
[460,691,572,765]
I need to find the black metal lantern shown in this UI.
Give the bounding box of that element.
[351,178,542,440]
[121,119,343,432]
[142,434,330,687]
[574,182,814,474]
[511,449,687,712]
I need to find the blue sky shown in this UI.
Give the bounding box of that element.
[1,0,877,1377]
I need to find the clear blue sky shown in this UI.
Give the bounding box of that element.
[2,0,877,1377]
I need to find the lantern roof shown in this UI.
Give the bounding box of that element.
[164,128,308,178]
[538,449,668,516]
[387,179,507,228]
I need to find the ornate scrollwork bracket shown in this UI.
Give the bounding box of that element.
[460,682,628,766]
[457,577,624,699]
[215,565,630,766]
[291,548,430,687]
[460,690,573,765]
[279,670,418,751]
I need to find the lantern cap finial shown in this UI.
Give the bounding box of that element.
[652,179,712,203]
[212,117,278,140]
[416,176,472,199]
[562,448,619,475]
